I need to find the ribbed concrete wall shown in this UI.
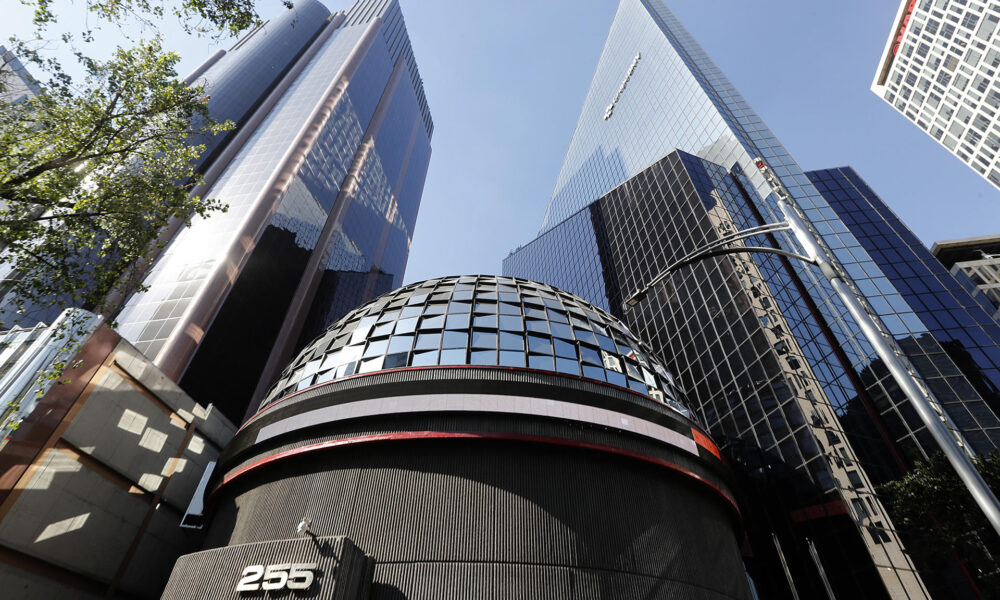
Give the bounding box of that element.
[205,439,750,599]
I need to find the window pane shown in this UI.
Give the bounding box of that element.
[388,335,413,353]
[499,332,524,351]
[579,345,602,365]
[377,310,400,323]
[556,358,580,375]
[442,330,468,349]
[473,314,498,329]
[551,323,574,339]
[419,315,445,329]
[400,306,422,319]
[439,348,467,365]
[363,339,388,357]
[371,322,394,338]
[498,302,521,315]
[415,332,441,350]
[410,350,438,366]
[472,331,497,349]
[528,334,552,354]
[526,319,549,334]
[474,301,498,313]
[596,334,616,352]
[628,380,648,394]
[470,350,497,365]
[547,309,569,323]
[554,338,576,359]
[499,351,525,367]
[384,352,408,369]
[582,365,606,381]
[359,356,384,373]
[423,303,447,315]
[499,315,524,331]
[524,307,546,319]
[395,317,417,334]
[607,371,627,388]
[445,313,470,330]
[448,301,471,313]
[529,354,554,371]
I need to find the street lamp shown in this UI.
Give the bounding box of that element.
[623,157,1000,538]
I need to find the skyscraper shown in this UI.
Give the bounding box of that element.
[932,234,1000,321]
[505,1,1000,597]
[0,45,40,105]
[112,0,433,422]
[872,0,1000,189]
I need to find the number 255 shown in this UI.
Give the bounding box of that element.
[236,563,318,592]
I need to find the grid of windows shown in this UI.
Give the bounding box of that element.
[507,150,945,599]
[262,275,690,419]
[809,167,1000,451]
[115,0,431,372]
[873,0,1000,188]
[506,0,999,596]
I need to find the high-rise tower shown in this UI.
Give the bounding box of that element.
[872,0,1000,189]
[505,1,1000,597]
[113,0,433,422]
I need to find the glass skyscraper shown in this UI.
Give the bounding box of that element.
[505,1,1000,597]
[112,0,433,422]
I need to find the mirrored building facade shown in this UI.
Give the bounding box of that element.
[112,0,433,423]
[505,0,1000,597]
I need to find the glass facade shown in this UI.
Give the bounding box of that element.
[262,275,690,419]
[505,1,999,597]
[0,45,41,105]
[809,167,1000,450]
[872,0,1000,189]
[187,0,334,172]
[114,0,433,422]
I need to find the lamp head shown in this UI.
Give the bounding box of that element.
[296,518,312,536]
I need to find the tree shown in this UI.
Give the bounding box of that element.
[879,452,1000,597]
[25,0,262,37]
[0,38,230,328]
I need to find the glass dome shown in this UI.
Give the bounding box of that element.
[263,275,691,417]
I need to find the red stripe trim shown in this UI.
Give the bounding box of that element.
[242,365,700,432]
[212,430,743,526]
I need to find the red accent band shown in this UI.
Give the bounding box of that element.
[212,430,742,526]
[789,499,848,523]
[692,428,721,460]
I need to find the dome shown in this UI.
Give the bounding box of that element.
[263,275,691,418]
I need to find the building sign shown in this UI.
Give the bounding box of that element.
[236,563,318,592]
[160,536,372,600]
[604,52,641,120]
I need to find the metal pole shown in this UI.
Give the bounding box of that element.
[771,533,801,600]
[806,538,837,600]
[777,199,1000,537]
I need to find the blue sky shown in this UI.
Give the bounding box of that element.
[10,0,1000,287]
